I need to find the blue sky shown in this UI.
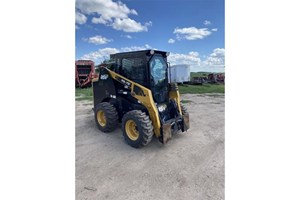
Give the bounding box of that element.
[76,0,224,72]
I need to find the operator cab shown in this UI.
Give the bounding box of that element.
[110,50,169,103]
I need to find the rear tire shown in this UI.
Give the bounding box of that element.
[94,102,118,132]
[122,110,154,148]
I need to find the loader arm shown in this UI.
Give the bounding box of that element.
[107,68,162,137]
[169,90,182,115]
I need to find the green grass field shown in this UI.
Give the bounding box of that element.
[190,72,225,78]
[178,84,224,94]
[76,83,224,101]
[76,88,93,101]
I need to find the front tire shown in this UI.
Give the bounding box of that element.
[94,102,118,132]
[180,103,188,115]
[122,110,154,148]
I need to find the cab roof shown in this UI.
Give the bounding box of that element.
[110,50,169,59]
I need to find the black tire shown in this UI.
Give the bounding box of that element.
[122,110,154,148]
[94,102,118,132]
[180,103,188,115]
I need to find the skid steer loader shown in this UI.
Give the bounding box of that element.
[92,50,189,148]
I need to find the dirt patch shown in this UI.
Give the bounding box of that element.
[76,94,224,200]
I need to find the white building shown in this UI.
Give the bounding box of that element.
[168,64,190,83]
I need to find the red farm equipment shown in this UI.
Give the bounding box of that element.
[216,73,225,83]
[75,60,95,88]
[207,73,225,84]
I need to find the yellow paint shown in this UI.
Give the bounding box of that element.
[169,90,182,115]
[97,110,106,126]
[108,69,161,137]
[125,120,139,141]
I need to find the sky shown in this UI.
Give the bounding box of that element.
[75,0,224,72]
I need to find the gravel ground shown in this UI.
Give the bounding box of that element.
[76,94,224,200]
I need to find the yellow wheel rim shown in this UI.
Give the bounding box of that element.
[125,120,139,141]
[97,110,106,127]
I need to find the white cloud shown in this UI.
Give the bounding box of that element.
[145,44,152,49]
[124,35,132,39]
[81,47,224,72]
[168,38,175,44]
[168,49,225,72]
[174,27,212,40]
[211,28,218,32]
[189,51,199,57]
[75,12,87,25]
[76,0,137,24]
[168,52,201,67]
[91,17,107,24]
[85,35,112,45]
[120,44,152,52]
[204,20,211,25]
[112,18,150,32]
[80,45,152,62]
[202,48,225,67]
[76,0,150,32]
[81,48,119,61]
[145,21,152,27]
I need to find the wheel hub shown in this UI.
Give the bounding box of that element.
[125,120,139,141]
[97,111,106,126]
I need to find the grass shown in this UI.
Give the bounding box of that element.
[76,87,93,101]
[75,83,224,101]
[178,84,225,94]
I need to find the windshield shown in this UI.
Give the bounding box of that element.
[149,55,168,103]
[150,55,168,85]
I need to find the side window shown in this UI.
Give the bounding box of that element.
[122,59,133,77]
[121,58,145,85]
